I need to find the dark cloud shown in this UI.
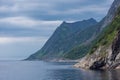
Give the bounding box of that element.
[0,0,113,20]
[0,17,62,37]
[0,0,114,60]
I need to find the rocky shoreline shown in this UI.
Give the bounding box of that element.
[74,30,120,70]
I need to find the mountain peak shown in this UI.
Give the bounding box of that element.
[77,18,96,24]
[59,21,68,26]
[27,18,98,60]
[74,0,120,70]
[89,18,96,22]
[82,18,97,23]
[61,18,97,25]
[63,21,67,23]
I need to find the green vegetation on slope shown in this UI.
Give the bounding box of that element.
[89,7,120,55]
[64,26,100,60]
[63,20,102,60]
[27,19,98,60]
[64,44,92,59]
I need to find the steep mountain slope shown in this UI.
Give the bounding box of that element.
[27,18,98,60]
[63,22,102,59]
[54,0,120,60]
[102,0,120,28]
[75,1,120,70]
[27,0,119,61]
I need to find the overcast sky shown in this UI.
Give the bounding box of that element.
[0,0,113,60]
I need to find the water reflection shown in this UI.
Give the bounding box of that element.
[0,61,119,80]
[108,70,120,80]
[49,64,120,80]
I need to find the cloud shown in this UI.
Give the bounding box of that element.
[0,37,48,60]
[0,16,62,37]
[0,0,114,60]
[0,37,48,44]
[48,5,109,16]
[0,36,48,60]
[0,5,18,12]
[105,0,114,5]
[0,0,114,20]
[0,16,62,28]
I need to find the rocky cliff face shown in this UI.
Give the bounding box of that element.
[89,29,120,70]
[75,0,120,70]
[60,0,120,60]
[75,29,120,70]
[102,0,120,29]
[27,0,119,61]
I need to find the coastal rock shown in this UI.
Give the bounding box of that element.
[89,58,106,70]
[75,30,120,70]
[74,46,112,69]
[75,0,120,70]
[111,30,120,61]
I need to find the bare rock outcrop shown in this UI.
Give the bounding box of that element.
[75,30,120,70]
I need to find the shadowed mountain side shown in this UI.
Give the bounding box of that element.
[27,18,98,60]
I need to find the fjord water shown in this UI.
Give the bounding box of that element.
[0,61,119,80]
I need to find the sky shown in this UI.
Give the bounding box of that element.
[0,0,114,60]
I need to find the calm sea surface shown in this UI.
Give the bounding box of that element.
[0,61,119,80]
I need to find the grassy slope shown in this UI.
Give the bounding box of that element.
[64,44,92,59]
[65,7,120,60]
[89,7,120,55]
[63,23,101,60]
[27,19,98,60]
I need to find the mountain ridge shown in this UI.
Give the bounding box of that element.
[27,0,118,61]
[74,0,120,70]
[27,18,98,60]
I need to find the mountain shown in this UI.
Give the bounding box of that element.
[27,18,98,60]
[63,21,103,59]
[75,0,120,70]
[101,0,120,28]
[63,0,120,60]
